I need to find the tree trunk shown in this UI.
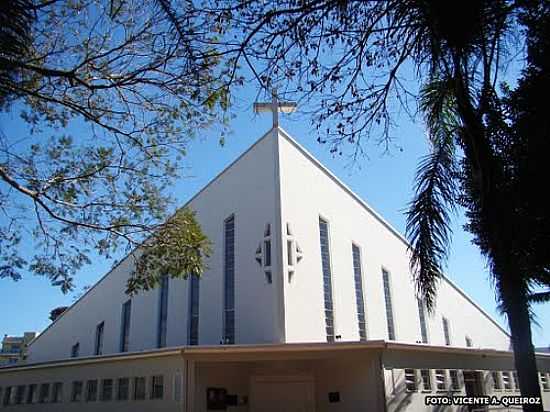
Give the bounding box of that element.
[500,277,543,412]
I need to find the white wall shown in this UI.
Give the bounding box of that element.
[277,129,510,350]
[27,129,283,363]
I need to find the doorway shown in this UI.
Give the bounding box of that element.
[250,375,315,412]
[463,371,486,412]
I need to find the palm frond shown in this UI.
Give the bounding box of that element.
[528,290,550,304]
[407,77,459,313]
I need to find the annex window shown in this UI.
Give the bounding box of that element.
[38,383,50,403]
[151,375,164,400]
[465,336,472,347]
[188,275,200,345]
[382,269,396,340]
[492,371,502,390]
[95,321,104,355]
[71,381,83,402]
[435,370,447,391]
[319,217,335,342]
[404,369,417,392]
[417,298,429,343]
[442,317,451,346]
[71,342,80,358]
[449,370,460,391]
[513,372,519,390]
[420,369,432,391]
[52,382,63,403]
[223,215,235,344]
[352,244,367,341]
[157,275,169,348]
[86,380,98,402]
[134,377,146,400]
[287,240,294,265]
[503,371,512,390]
[120,299,132,352]
[26,384,36,404]
[101,379,113,401]
[3,386,11,406]
[541,373,550,390]
[15,385,25,405]
[117,378,129,401]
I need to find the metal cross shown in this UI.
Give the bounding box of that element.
[253,89,297,128]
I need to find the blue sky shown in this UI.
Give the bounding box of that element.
[0,83,548,348]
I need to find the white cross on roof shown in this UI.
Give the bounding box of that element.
[253,89,297,129]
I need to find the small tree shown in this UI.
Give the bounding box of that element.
[1,0,230,292]
[49,306,68,322]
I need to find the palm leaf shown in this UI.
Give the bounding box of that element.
[407,77,459,312]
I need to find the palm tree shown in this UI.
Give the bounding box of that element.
[406,2,550,407]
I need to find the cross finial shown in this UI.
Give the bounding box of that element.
[253,89,297,129]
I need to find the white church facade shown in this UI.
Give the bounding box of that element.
[1,123,549,411]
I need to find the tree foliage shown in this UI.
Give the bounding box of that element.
[0,0,230,292]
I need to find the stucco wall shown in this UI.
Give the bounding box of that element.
[277,129,510,350]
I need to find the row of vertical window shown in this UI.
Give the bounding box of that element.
[401,369,550,393]
[318,217,476,347]
[0,375,164,406]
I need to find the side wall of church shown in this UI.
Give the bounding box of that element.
[27,130,282,363]
[278,130,510,350]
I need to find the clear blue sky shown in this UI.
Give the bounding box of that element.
[0,83,548,348]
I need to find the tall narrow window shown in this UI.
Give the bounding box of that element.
[352,244,367,341]
[382,269,396,340]
[133,377,146,400]
[157,275,169,348]
[120,300,131,352]
[150,375,164,400]
[71,381,83,402]
[417,298,429,343]
[492,371,502,390]
[100,379,113,401]
[26,384,36,404]
[319,218,335,342]
[405,369,417,391]
[117,378,129,401]
[71,342,79,358]
[39,383,50,403]
[52,383,63,403]
[420,369,432,391]
[188,275,200,345]
[94,321,104,355]
[435,370,447,391]
[86,380,98,402]
[449,370,460,391]
[442,317,451,346]
[223,215,235,344]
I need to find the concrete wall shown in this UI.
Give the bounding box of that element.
[27,129,282,363]
[0,355,185,411]
[277,129,510,350]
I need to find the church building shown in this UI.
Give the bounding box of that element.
[1,100,549,411]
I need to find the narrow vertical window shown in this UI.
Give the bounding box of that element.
[465,336,472,347]
[133,377,146,400]
[405,369,417,391]
[51,383,63,403]
[492,371,502,390]
[150,375,164,400]
[435,370,447,391]
[319,217,335,342]
[117,378,129,401]
[512,372,519,390]
[382,269,396,340]
[71,381,83,402]
[188,275,200,345]
[157,275,169,348]
[223,215,235,344]
[15,385,25,404]
[352,244,367,341]
[442,317,451,346]
[39,383,50,403]
[264,239,271,267]
[86,380,98,402]
[3,387,11,406]
[94,321,104,355]
[120,300,131,352]
[417,298,429,343]
[71,342,80,358]
[449,370,460,391]
[287,240,294,265]
[502,371,512,390]
[100,379,113,401]
[26,384,36,404]
[420,369,432,391]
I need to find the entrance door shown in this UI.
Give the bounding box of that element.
[250,376,314,412]
[463,371,486,412]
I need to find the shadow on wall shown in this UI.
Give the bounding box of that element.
[387,378,414,411]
